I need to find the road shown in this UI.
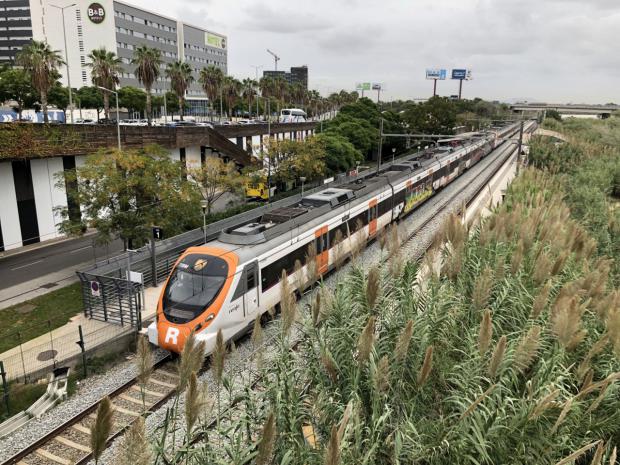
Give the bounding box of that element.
[0,235,124,291]
[0,192,240,292]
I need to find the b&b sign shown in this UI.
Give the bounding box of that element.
[87,3,105,24]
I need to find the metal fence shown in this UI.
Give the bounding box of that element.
[0,321,135,384]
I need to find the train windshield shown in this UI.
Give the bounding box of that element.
[163,254,228,323]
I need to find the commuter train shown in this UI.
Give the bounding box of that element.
[148,122,533,354]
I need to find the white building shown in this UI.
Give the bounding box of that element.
[0,0,227,107]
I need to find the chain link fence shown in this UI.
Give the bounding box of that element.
[0,321,135,384]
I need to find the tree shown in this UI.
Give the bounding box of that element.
[546,109,562,122]
[16,40,64,123]
[118,86,146,117]
[403,96,457,135]
[132,45,162,125]
[222,75,241,117]
[48,84,70,119]
[57,145,202,249]
[165,60,194,121]
[88,47,122,119]
[164,90,180,117]
[188,158,245,215]
[0,67,38,119]
[199,65,224,120]
[263,137,326,184]
[315,132,363,174]
[325,116,377,155]
[75,86,104,119]
[242,78,257,117]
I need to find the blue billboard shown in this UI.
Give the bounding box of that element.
[426,68,447,80]
[451,69,467,80]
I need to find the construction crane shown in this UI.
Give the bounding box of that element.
[266,49,280,71]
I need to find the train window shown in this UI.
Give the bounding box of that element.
[246,264,256,290]
[378,198,392,216]
[162,254,228,324]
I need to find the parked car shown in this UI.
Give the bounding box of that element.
[97,118,117,125]
[195,122,214,128]
[74,118,96,125]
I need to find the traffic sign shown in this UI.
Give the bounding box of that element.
[152,226,163,240]
[90,281,100,297]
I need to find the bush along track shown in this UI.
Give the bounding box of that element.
[138,166,620,464]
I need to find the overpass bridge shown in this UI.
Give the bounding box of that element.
[510,103,618,118]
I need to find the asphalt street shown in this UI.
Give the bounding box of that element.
[0,235,125,291]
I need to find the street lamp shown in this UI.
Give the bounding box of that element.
[250,65,263,119]
[392,147,396,164]
[96,85,121,151]
[300,176,306,198]
[200,200,208,244]
[50,3,76,124]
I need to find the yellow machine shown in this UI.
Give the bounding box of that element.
[245,170,275,200]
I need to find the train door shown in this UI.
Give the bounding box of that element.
[315,226,329,275]
[368,199,378,237]
[243,261,259,319]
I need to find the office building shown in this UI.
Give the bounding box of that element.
[263,65,308,89]
[0,0,227,107]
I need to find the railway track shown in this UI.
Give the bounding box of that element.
[3,126,531,465]
[3,356,178,465]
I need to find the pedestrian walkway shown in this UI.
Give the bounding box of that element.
[0,283,164,382]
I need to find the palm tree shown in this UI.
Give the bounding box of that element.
[131,45,162,125]
[16,40,64,123]
[165,60,194,121]
[272,76,288,117]
[198,65,224,121]
[87,47,122,120]
[290,82,307,110]
[241,78,257,118]
[222,76,241,118]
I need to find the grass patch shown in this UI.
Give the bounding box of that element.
[0,350,131,421]
[0,283,83,353]
[0,382,46,421]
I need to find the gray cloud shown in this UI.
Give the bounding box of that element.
[126,0,620,103]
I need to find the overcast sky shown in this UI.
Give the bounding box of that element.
[128,0,620,103]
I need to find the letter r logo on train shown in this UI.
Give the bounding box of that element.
[165,327,180,345]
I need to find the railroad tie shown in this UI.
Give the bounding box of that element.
[149,378,176,389]
[119,393,149,406]
[55,435,90,453]
[17,461,30,465]
[113,405,141,417]
[158,370,180,380]
[130,384,163,397]
[72,424,91,435]
[35,448,72,465]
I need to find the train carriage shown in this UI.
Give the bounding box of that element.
[149,121,534,355]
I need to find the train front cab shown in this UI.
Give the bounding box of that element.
[148,246,239,355]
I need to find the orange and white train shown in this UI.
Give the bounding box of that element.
[148,122,533,354]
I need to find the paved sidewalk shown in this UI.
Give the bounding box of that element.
[0,283,164,382]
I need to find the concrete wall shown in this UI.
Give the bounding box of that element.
[0,161,21,251]
[30,158,68,243]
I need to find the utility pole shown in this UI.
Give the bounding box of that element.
[50,3,76,123]
[250,65,263,118]
[516,120,524,175]
[376,118,384,173]
[266,49,280,71]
